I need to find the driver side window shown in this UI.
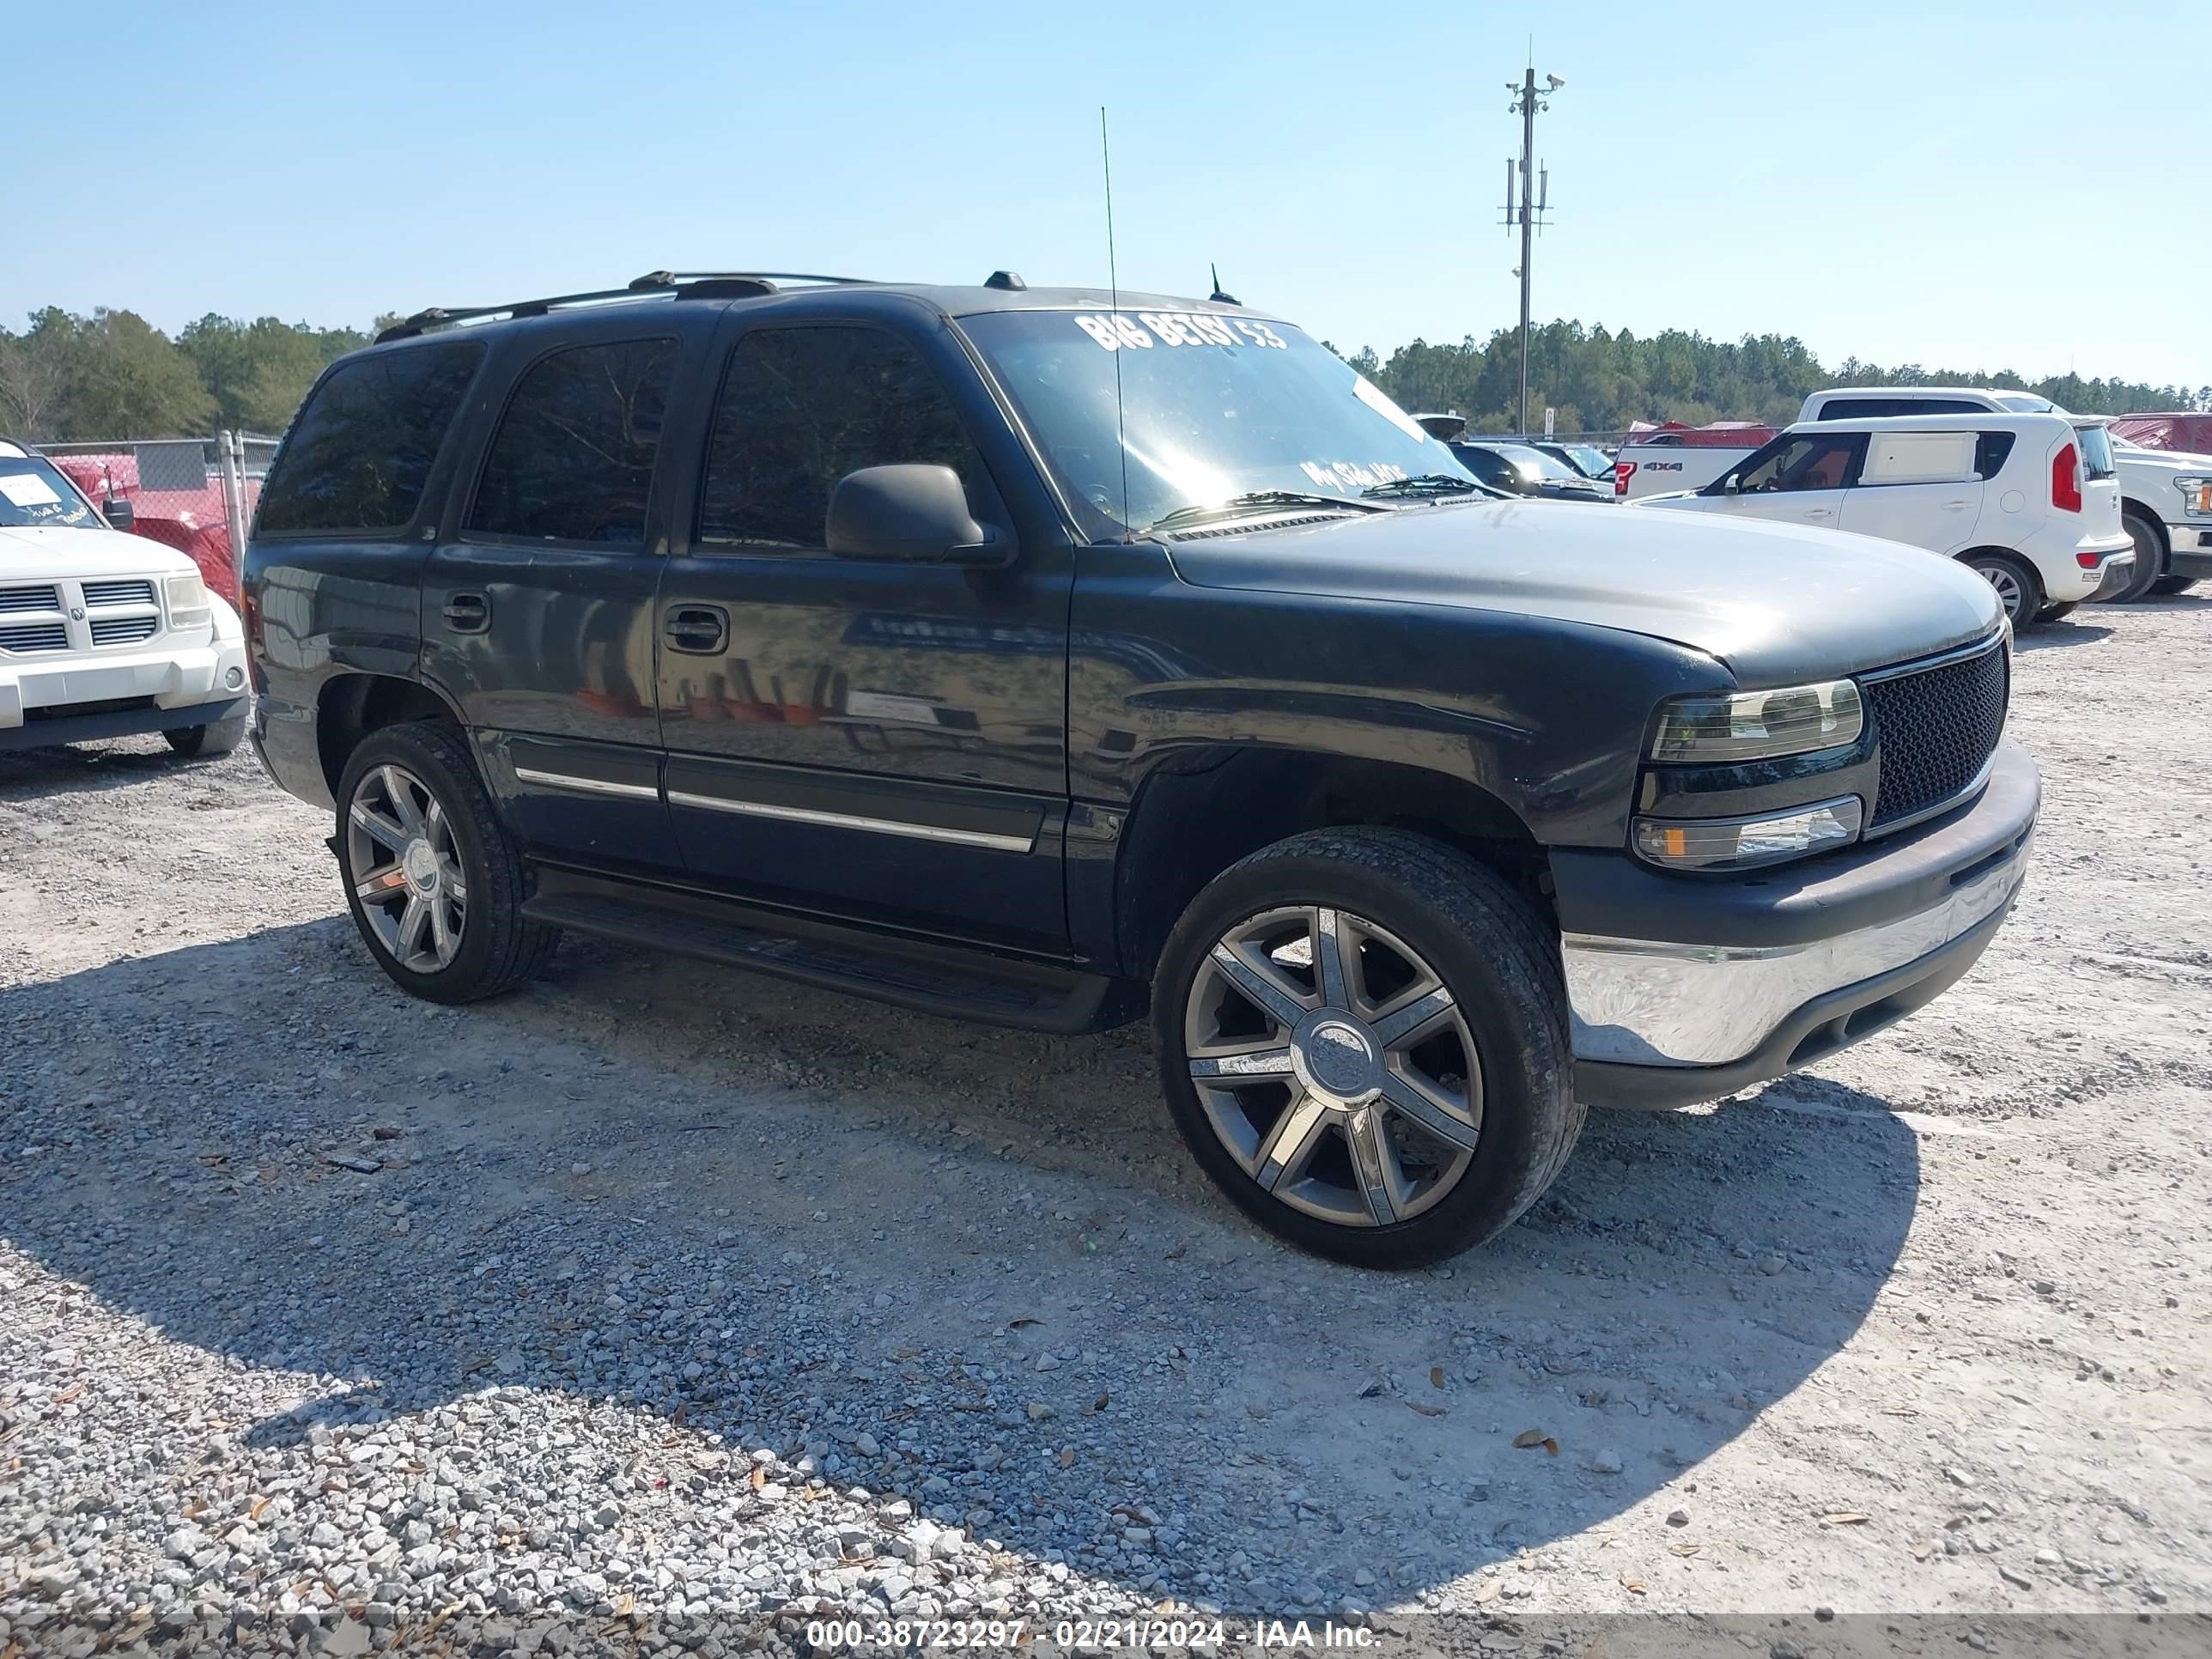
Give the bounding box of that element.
[1739,434,1861,493]
[697,325,1000,556]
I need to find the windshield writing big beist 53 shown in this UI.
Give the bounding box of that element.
[957,309,1474,538]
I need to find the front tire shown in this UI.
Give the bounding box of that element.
[335,721,557,1004]
[2151,575,2199,596]
[1961,552,2041,628]
[165,714,245,758]
[1153,829,1580,1268]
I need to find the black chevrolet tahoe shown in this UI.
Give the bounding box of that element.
[244,270,2039,1267]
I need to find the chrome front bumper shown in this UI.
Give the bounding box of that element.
[1562,836,2027,1067]
[1550,738,2040,1109]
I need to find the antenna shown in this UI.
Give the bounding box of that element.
[1102,106,1131,542]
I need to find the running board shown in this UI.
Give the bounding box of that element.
[520,880,1139,1035]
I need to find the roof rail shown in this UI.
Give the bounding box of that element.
[373,270,882,345]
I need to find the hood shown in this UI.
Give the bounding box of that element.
[2116,447,2212,477]
[1163,498,2003,685]
[0,523,195,579]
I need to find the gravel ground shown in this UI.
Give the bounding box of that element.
[2,596,2208,1656]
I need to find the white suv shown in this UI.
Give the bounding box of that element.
[2,439,249,757]
[1628,413,2131,627]
[1800,386,2209,600]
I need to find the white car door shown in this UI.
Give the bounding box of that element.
[1710,431,1865,529]
[1838,428,1986,552]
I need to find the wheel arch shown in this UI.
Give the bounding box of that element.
[1110,745,1548,983]
[317,672,465,800]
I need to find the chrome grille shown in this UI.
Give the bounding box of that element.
[0,622,69,653]
[89,615,160,647]
[0,583,59,615]
[82,579,156,607]
[1863,642,2008,830]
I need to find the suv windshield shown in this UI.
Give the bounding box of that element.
[956,309,1472,536]
[1996,393,2057,413]
[1487,442,1585,483]
[0,452,100,532]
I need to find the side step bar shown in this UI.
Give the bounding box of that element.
[520,875,1141,1036]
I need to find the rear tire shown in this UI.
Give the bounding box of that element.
[165,714,245,758]
[1960,551,2041,627]
[1153,828,1580,1268]
[335,720,559,1005]
[2035,602,2078,623]
[2114,514,2166,603]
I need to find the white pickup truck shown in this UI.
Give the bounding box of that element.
[2,438,249,757]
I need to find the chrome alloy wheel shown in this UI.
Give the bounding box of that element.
[345,763,467,974]
[1182,905,1481,1228]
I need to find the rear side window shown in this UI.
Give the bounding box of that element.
[256,342,483,536]
[2075,424,2116,481]
[1974,432,2017,477]
[470,339,677,545]
[697,325,996,553]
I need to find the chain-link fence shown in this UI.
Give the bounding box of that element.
[35,432,280,606]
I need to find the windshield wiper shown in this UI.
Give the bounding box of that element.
[1359,473,1498,500]
[1146,490,1391,532]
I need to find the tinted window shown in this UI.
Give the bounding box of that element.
[470,339,676,545]
[1974,432,2016,477]
[699,326,994,551]
[1816,395,1987,421]
[1814,398,1897,421]
[2075,424,2115,481]
[1449,445,1519,489]
[257,342,483,536]
[1740,434,1862,492]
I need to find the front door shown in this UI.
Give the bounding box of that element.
[1721,430,1866,529]
[421,324,693,874]
[653,310,1073,952]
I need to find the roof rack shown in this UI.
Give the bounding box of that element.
[373,270,880,344]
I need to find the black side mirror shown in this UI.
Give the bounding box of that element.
[825,465,1006,565]
[103,495,136,532]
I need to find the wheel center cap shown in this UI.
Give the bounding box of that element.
[402,839,441,896]
[1292,1012,1382,1104]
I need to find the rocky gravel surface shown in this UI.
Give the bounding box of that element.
[2,596,2209,1656]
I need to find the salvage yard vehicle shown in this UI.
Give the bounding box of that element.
[1630,413,2133,627]
[1446,439,1613,503]
[2,438,249,757]
[244,271,2039,1267]
[1798,388,2204,601]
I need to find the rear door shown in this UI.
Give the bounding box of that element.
[1713,431,1866,526]
[1838,428,1985,552]
[420,317,700,875]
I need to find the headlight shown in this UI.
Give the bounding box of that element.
[2176,477,2212,516]
[1648,680,1863,763]
[164,571,210,629]
[1634,796,1863,871]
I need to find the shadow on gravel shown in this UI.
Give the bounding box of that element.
[2013,620,2113,652]
[1,921,1923,1603]
[0,736,229,797]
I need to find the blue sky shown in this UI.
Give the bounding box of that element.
[16,0,2208,390]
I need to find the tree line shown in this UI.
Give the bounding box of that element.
[3,305,2206,446]
[0,308,383,443]
[1338,319,2211,436]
